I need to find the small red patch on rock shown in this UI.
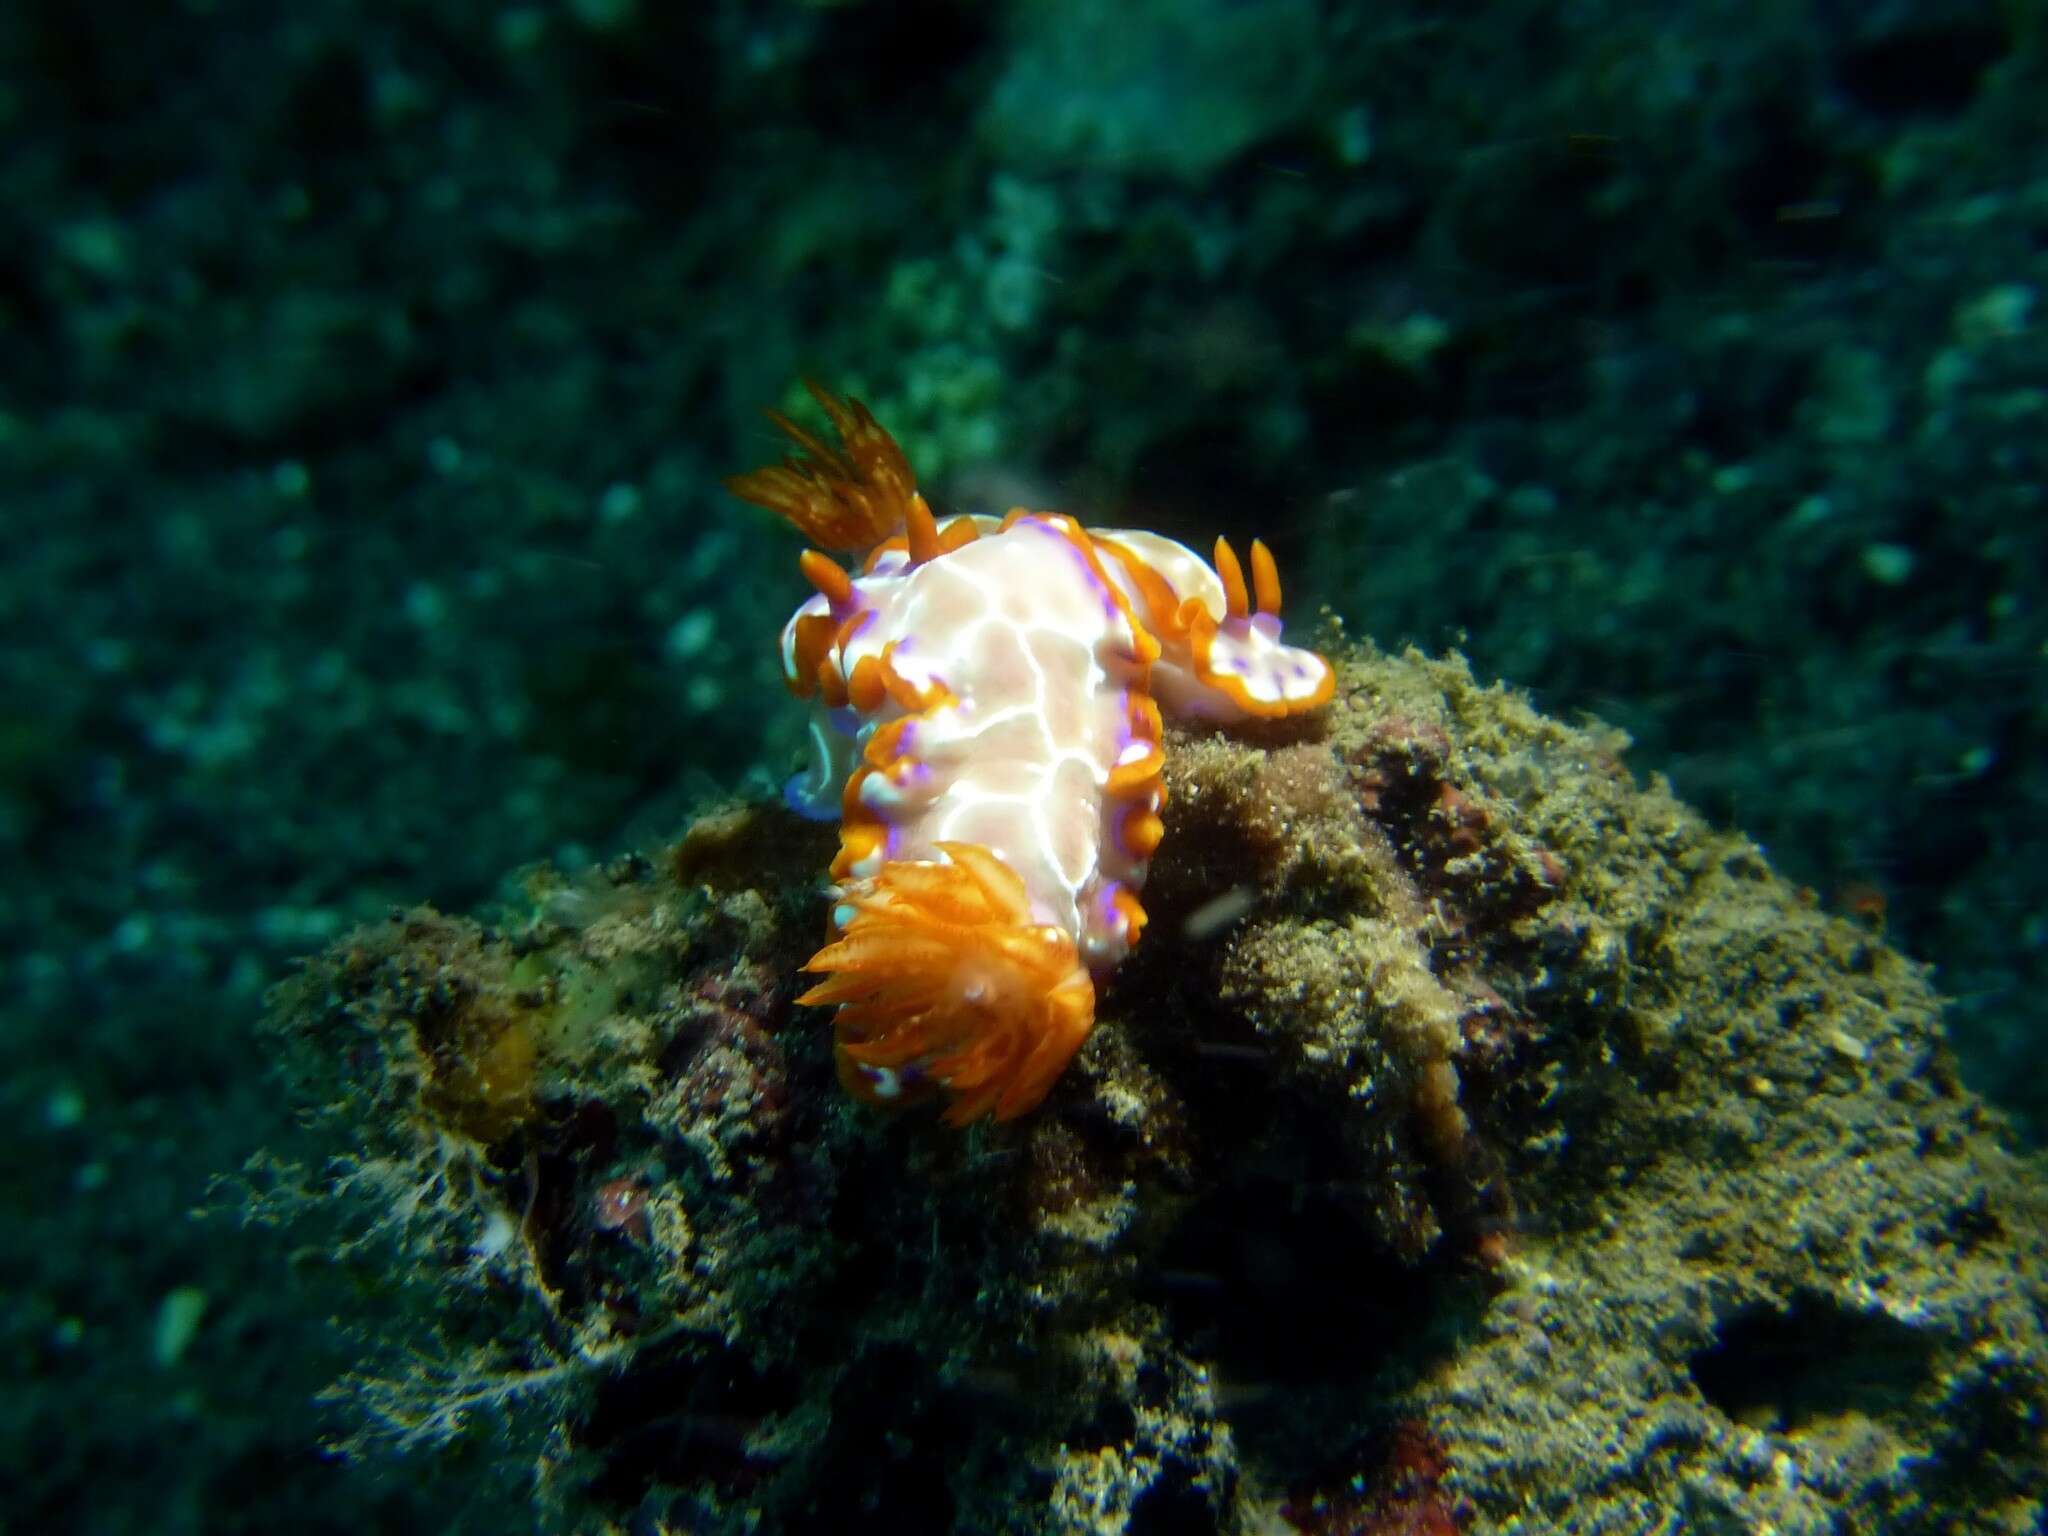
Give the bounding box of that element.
[1282,1420,1463,1536]
[592,1176,651,1242]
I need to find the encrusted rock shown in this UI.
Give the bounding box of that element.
[256,644,2048,1534]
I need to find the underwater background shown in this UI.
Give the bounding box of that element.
[3,0,2043,1530]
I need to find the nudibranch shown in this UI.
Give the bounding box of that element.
[726,384,1334,1126]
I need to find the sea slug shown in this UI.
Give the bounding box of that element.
[727,386,1334,1124]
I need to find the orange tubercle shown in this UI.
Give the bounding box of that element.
[829,819,888,882]
[878,642,951,712]
[938,516,982,552]
[816,657,850,708]
[786,612,838,699]
[1111,887,1149,946]
[862,716,916,770]
[847,654,887,713]
[1120,807,1166,859]
[799,842,1098,1126]
[1127,691,1164,747]
[1105,741,1166,794]
[799,548,855,608]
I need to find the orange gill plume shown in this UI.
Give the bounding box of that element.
[722,379,926,554]
[797,842,1097,1127]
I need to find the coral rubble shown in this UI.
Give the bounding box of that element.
[259,644,2047,1534]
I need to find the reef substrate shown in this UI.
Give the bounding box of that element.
[258,644,2047,1535]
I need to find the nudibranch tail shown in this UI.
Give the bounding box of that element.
[799,843,1097,1126]
[727,384,1336,1128]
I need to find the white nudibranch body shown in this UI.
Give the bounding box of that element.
[728,386,1333,1124]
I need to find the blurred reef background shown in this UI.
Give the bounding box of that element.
[2,0,2043,1531]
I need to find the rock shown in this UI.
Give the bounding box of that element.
[258,644,2047,1534]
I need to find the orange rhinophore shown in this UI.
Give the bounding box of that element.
[728,386,1334,1123]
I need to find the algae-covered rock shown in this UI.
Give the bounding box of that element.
[258,644,2047,1534]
